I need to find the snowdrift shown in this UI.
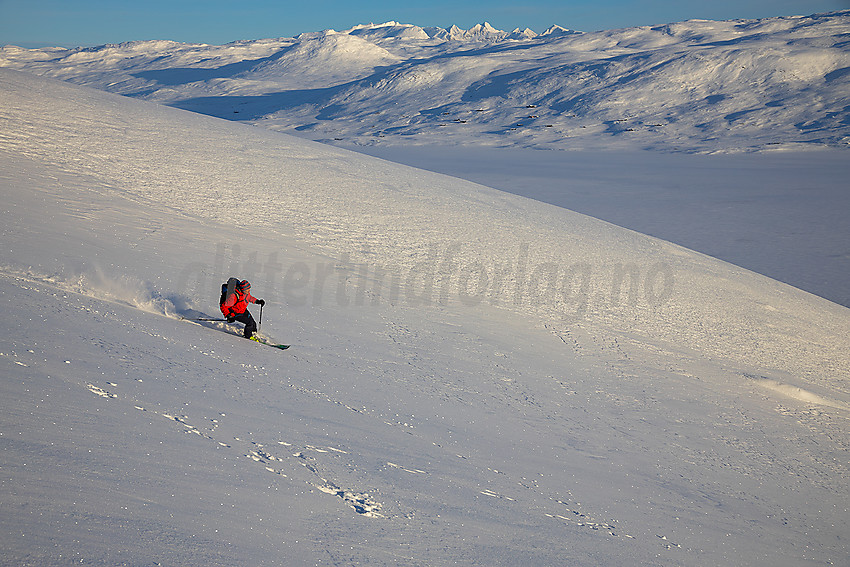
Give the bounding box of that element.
[1,69,849,566]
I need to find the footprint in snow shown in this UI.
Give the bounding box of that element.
[86,384,117,399]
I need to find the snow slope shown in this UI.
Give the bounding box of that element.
[2,13,849,153]
[2,68,849,566]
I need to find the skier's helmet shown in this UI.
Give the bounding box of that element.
[239,280,251,293]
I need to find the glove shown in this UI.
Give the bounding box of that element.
[227,316,236,323]
[256,299,265,306]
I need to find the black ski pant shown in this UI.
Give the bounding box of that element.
[232,311,257,338]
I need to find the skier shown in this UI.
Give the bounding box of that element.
[219,277,265,339]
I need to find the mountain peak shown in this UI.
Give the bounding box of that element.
[345,21,430,40]
[541,24,580,37]
[440,22,509,41]
[509,27,539,40]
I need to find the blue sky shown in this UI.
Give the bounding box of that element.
[2,0,849,48]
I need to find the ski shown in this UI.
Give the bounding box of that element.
[249,336,290,350]
[179,316,288,348]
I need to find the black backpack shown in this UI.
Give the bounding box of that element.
[219,277,240,306]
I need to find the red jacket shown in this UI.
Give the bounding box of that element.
[221,288,258,317]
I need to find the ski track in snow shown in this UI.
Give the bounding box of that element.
[0,264,189,319]
[80,363,651,540]
[78,358,388,520]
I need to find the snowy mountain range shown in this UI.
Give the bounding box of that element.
[2,12,849,153]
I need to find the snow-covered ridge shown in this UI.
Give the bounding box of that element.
[3,11,848,152]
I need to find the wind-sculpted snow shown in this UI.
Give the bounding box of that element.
[2,68,849,566]
[2,12,849,152]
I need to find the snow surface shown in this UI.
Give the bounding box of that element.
[2,64,850,567]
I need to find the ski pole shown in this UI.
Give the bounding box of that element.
[258,303,263,333]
